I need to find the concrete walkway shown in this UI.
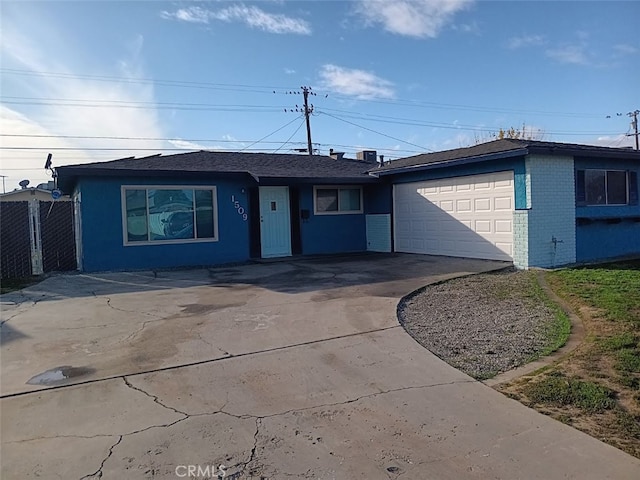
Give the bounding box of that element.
[1,254,639,479]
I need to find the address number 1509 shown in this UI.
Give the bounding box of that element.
[231,195,248,221]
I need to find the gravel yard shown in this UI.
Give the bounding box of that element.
[398,269,567,380]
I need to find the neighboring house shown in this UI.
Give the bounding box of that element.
[0,187,69,202]
[375,139,640,269]
[55,140,640,273]
[0,187,75,279]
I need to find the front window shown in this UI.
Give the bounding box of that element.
[122,186,218,244]
[314,186,362,214]
[578,170,629,206]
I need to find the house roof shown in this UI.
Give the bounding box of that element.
[373,139,640,176]
[0,187,64,202]
[56,151,378,192]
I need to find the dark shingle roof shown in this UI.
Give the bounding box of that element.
[56,151,378,191]
[373,139,640,175]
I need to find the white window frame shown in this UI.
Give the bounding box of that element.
[121,185,219,246]
[585,169,629,206]
[313,185,363,215]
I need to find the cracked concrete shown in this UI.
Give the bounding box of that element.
[2,254,640,479]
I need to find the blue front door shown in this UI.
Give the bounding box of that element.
[259,186,292,258]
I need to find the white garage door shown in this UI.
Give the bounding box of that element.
[394,171,514,261]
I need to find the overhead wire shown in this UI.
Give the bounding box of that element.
[318,111,433,152]
[0,68,287,94]
[318,110,621,137]
[0,133,304,144]
[1,67,606,119]
[272,118,306,153]
[236,114,304,152]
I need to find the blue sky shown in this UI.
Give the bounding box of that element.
[1,0,638,191]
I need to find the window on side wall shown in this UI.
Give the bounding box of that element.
[122,186,218,245]
[576,169,638,206]
[314,186,363,215]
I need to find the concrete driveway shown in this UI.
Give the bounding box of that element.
[1,254,639,479]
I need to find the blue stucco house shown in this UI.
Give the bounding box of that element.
[56,139,640,272]
[56,150,390,272]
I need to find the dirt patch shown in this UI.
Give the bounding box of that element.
[399,264,640,458]
[398,269,568,380]
[498,265,640,459]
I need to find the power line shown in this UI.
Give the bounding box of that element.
[237,114,304,152]
[319,111,433,152]
[318,110,621,137]
[1,68,606,119]
[0,68,288,94]
[272,118,306,153]
[0,100,284,113]
[325,94,605,119]
[0,133,301,144]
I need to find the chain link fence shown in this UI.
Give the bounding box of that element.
[1,202,32,279]
[1,200,76,280]
[40,201,77,273]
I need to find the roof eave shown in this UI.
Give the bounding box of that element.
[371,148,529,177]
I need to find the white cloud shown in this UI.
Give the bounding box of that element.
[160,7,210,24]
[0,106,92,191]
[318,64,395,99]
[592,134,635,149]
[545,44,590,65]
[168,139,216,150]
[284,68,296,75]
[355,0,473,38]
[161,3,311,35]
[613,44,638,56]
[507,34,546,50]
[0,20,166,191]
[222,134,239,142]
[452,20,480,35]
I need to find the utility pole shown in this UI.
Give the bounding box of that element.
[301,86,315,156]
[283,86,317,155]
[627,110,639,150]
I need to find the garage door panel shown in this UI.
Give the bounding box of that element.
[440,200,454,212]
[494,196,513,210]
[495,220,512,233]
[456,199,472,212]
[475,220,492,233]
[473,181,491,190]
[474,198,491,211]
[394,171,514,261]
[495,179,513,189]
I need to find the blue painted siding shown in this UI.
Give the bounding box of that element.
[78,176,250,272]
[388,157,528,209]
[574,157,640,262]
[577,221,640,262]
[297,185,367,255]
[364,184,392,214]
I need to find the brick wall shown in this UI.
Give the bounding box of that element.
[526,154,576,267]
[513,211,529,268]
